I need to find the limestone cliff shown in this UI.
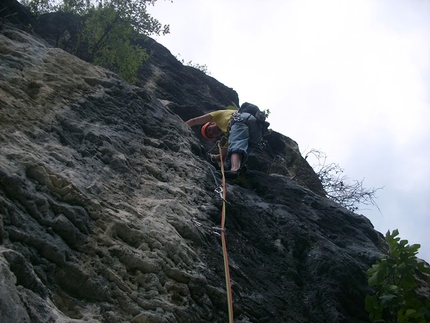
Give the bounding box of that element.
[0,3,417,323]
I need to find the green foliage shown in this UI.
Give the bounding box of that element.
[175,53,210,75]
[20,0,55,15]
[107,0,170,36]
[20,0,170,83]
[187,61,210,74]
[25,0,171,36]
[81,5,149,83]
[58,0,92,15]
[365,229,430,323]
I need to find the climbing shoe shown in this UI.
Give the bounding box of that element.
[224,170,240,179]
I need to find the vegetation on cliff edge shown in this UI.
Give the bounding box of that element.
[20,0,170,83]
[366,229,430,323]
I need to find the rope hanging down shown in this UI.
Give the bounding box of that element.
[217,141,234,323]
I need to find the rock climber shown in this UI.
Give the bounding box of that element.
[185,105,264,179]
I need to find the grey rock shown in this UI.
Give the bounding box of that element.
[1,3,429,323]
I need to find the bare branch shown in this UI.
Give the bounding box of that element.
[305,149,383,212]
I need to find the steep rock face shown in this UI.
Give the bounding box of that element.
[0,7,417,323]
[1,1,324,197]
[134,37,326,197]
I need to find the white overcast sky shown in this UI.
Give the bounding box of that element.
[147,0,430,262]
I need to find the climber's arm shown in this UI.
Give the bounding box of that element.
[186,114,212,127]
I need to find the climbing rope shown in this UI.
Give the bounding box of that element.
[217,141,234,323]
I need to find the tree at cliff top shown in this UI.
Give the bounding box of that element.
[80,4,148,84]
[20,0,170,83]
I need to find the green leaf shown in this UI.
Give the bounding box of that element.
[380,293,396,306]
[384,284,399,293]
[417,262,430,274]
[365,229,428,323]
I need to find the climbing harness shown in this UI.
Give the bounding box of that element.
[217,140,234,323]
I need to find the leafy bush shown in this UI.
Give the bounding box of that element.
[175,53,211,75]
[81,5,149,83]
[20,0,170,83]
[365,229,430,322]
